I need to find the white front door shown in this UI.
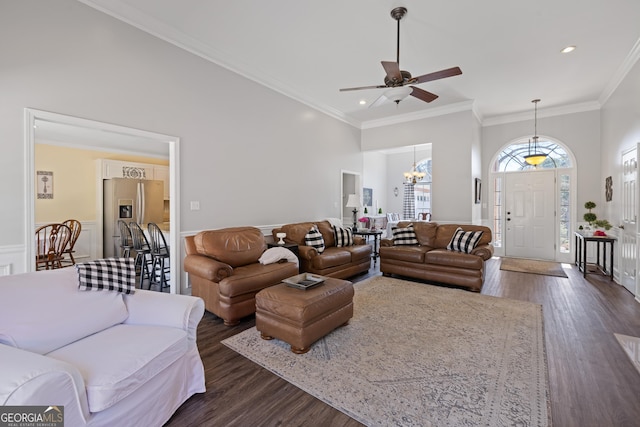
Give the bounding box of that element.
[620,148,637,295]
[504,170,556,260]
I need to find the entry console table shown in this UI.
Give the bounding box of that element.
[574,231,616,280]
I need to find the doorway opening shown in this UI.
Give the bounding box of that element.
[25,109,181,293]
[490,137,575,262]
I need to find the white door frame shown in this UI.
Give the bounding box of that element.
[488,137,576,263]
[341,170,361,229]
[24,108,181,294]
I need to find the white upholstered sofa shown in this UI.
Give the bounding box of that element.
[0,267,205,427]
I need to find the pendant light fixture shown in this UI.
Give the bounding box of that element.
[524,99,547,166]
[403,146,425,184]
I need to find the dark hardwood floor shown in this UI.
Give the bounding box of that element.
[165,258,640,427]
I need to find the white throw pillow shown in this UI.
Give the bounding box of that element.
[259,247,299,267]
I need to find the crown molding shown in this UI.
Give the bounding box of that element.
[77,0,360,128]
[599,36,640,106]
[482,101,601,127]
[360,101,475,130]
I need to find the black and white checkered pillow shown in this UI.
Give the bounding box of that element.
[392,223,419,246]
[304,226,325,253]
[333,226,353,247]
[76,258,136,294]
[447,227,484,253]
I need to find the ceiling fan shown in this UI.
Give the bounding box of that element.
[339,7,462,106]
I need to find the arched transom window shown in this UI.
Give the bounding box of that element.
[493,139,571,172]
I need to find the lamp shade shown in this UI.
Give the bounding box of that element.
[524,153,547,166]
[345,194,359,208]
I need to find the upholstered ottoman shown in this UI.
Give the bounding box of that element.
[255,278,354,354]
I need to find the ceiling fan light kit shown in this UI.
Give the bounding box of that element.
[339,7,462,107]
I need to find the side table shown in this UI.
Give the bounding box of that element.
[353,229,383,265]
[267,242,299,258]
[574,231,615,280]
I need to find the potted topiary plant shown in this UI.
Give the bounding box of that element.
[583,201,597,227]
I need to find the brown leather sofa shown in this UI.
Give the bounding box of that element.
[271,220,372,279]
[380,222,494,292]
[184,226,298,326]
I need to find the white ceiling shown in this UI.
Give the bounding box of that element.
[79,0,640,128]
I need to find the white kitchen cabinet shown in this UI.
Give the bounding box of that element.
[101,160,155,180]
[153,165,170,200]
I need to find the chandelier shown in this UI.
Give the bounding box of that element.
[403,146,425,184]
[523,99,547,166]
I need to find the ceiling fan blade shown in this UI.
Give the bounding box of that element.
[413,66,462,84]
[410,86,438,103]
[381,61,403,84]
[339,84,388,92]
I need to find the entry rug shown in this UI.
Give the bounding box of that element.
[222,276,552,427]
[500,257,568,278]
[614,333,640,375]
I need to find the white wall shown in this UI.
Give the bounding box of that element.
[601,59,640,225]
[482,109,602,216]
[362,110,476,222]
[0,1,362,273]
[362,151,387,213]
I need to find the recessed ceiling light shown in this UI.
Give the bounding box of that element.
[359,100,367,105]
[561,45,576,53]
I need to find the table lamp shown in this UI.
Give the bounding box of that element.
[345,194,360,230]
[276,232,286,245]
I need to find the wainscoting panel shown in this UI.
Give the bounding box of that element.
[0,245,26,276]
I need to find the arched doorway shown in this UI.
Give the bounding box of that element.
[490,137,576,262]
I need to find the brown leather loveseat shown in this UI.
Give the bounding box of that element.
[184,226,298,326]
[380,222,493,292]
[271,220,372,279]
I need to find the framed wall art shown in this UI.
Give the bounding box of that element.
[605,176,613,202]
[363,187,373,207]
[474,178,481,204]
[37,171,53,199]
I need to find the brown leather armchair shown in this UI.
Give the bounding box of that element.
[184,226,298,326]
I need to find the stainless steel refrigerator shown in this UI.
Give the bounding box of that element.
[103,178,164,257]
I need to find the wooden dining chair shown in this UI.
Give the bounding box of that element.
[60,219,82,266]
[147,222,170,291]
[35,223,72,270]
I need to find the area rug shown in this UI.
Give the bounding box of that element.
[614,333,640,375]
[222,276,551,427]
[500,257,568,278]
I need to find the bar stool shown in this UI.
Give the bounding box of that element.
[117,220,133,258]
[128,222,154,289]
[147,222,170,291]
